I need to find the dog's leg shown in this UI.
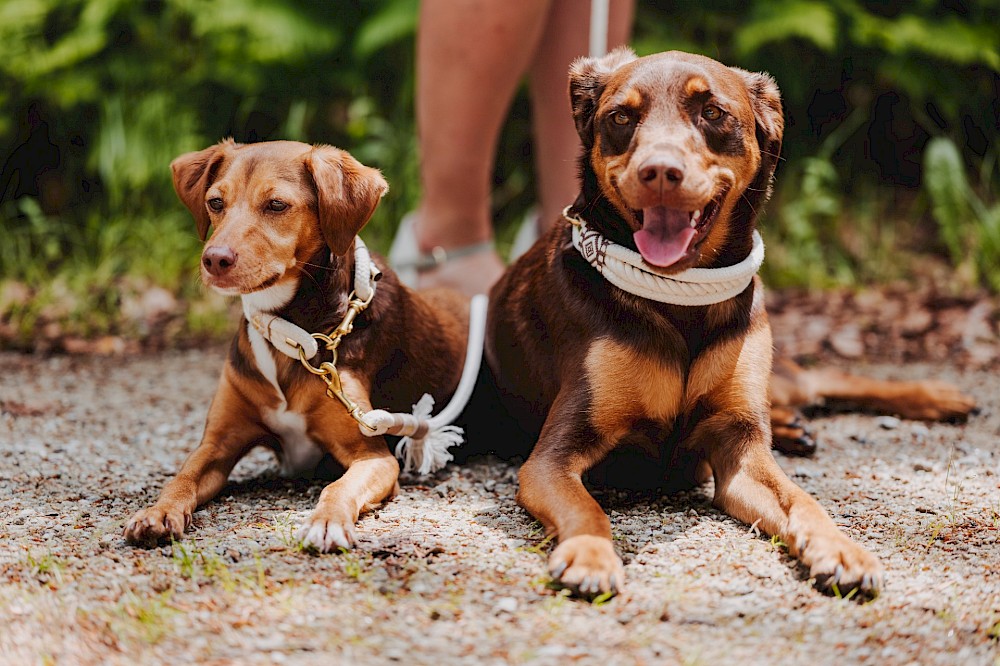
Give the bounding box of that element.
[516,394,624,597]
[771,356,975,421]
[125,372,265,546]
[297,373,399,552]
[703,415,884,596]
[790,366,975,421]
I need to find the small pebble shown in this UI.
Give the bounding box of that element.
[876,416,902,430]
[494,597,519,614]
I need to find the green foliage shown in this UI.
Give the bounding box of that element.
[924,137,1000,291]
[354,0,419,60]
[734,1,839,55]
[763,106,867,288]
[0,1,999,350]
[22,549,65,587]
[109,590,178,645]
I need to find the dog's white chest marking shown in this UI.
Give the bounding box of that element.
[262,406,324,477]
[242,282,324,477]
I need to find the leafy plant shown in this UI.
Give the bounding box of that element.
[1,1,999,350]
[762,107,869,288]
[924,136,1000,290]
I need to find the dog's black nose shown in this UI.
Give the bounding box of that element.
[638,157,685,190]
[202,246,238,276]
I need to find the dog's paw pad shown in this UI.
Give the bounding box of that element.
[124,506,189,547]
[806,537,884,599]
[297,519,356,553]
[548,535,625,598]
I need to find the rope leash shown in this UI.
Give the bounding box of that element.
[246,237,486,475]
[564,207,764,306]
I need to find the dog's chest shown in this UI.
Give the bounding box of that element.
[247,324,325,476]
[584,338,685,437]
[584,336,744,440]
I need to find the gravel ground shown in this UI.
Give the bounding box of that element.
[1,348,998,665]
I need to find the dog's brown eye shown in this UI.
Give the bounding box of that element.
[702,105,724,121]
[268,200,287,212]
[207,198,223,212]
[612,110,631,126]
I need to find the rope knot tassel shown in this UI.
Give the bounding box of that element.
[363,395,464,475]
[360,294,489,476]
[394,394,464,475]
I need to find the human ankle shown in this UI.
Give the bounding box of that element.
[415,206,493,253]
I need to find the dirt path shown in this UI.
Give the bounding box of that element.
[1,348,998,665]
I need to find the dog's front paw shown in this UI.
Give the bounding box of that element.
[797,531,884,598]
[124,505,191,547]
[549,535,625,598]
[297,514,357,553]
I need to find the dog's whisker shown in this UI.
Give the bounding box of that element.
[300,261,336,273]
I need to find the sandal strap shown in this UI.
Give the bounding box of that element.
[394,240,496,272]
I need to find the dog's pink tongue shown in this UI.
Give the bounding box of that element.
[633,207,696,267]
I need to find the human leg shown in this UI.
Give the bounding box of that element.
[410,0,552,293]
[528,0,635,233]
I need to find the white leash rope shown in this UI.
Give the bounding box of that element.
[566,207,764,306]
[367,294,487,475]
[247,237,486,475]
[589,0,610,58]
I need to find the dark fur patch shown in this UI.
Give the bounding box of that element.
[598,111,639,156]
[702,114,747,157]
[228,332,260,381]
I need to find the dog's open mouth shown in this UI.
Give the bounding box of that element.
[634,191,725,268]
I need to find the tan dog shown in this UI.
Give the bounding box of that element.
[487,49,883,598]
[125,140,468,551]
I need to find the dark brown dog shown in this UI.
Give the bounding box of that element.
[487,49,883,597]
[125,140,468,550]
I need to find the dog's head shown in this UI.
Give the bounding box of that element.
[171,139,387,295]
[570,48,783,271]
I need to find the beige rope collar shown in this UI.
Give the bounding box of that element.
[564,206,764,306]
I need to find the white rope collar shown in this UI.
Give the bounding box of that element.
[565,206,764,306]
[243,237,486,476]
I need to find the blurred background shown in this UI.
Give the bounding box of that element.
[0,0,997,353]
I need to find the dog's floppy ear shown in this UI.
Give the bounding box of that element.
[569,46,638,147]
[733,68,784,220]
[305,146,388,256]
[170,139,235,241]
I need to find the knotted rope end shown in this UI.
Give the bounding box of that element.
[373,394,463,476]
